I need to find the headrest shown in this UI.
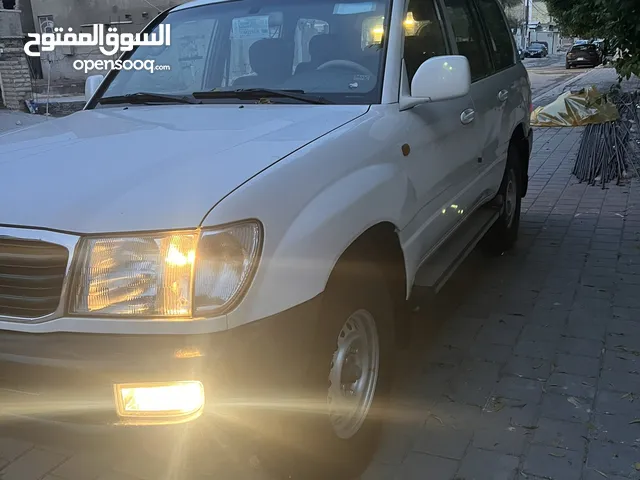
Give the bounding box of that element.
[249,39,291,76]
[309,34,341,62]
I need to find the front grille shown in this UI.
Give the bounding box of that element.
[0,238,68,318]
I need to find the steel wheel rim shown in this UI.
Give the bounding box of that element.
[505,169,518,228]
[327,309,380,440]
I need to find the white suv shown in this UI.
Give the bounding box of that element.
[0,0,532,477]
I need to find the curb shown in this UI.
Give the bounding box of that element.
[532,65,605,104]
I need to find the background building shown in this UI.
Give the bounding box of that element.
[504,0,563,53]
[27,0,187,83]
[0,1,35,109]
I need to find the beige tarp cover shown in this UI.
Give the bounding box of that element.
[530,86,620,127]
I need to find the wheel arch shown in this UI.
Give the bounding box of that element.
[510,123,530,197]
[327,221,409,347]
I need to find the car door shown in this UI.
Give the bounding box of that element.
[473,0,521,196]
[399,0,485,265]
[442,0,501,204]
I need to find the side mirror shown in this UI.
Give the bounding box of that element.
[400,55,471,111]
[85,74,105,103]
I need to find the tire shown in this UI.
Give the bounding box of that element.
[566,63,571,69]
[258,259,395,480]
[482,143,522,255]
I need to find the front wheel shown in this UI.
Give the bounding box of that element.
[482,143,522,255]
[259,260,395,480]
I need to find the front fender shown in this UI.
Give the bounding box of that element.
[202,116,412,330]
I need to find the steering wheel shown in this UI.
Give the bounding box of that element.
[316,60,374,77]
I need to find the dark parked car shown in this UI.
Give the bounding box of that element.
[531,42,548,56]
[532,41,549,51]
[525,43,547,58]
[566,43,602,69]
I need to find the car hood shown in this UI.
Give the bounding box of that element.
[0,104,368,233]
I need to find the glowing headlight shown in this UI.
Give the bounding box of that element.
[70,222,262,317]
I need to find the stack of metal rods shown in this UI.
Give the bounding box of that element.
[572,90,640,188]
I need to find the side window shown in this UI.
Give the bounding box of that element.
[475,0,515,71]
[403,0,449,85]
[442,0,493,81]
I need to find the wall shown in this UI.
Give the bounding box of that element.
[0,8,34,109]
[529,29,561,54]
[0,5,23,37]
[530,0,551,24]
[28,0,188,82]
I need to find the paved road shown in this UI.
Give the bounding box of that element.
[524,55,598,107]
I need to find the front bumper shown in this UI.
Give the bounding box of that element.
[0,296,323,431]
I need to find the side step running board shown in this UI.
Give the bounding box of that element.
[412,208,500,294]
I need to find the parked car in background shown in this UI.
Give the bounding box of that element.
[530,42,548,56]
[525,43,547,58]
[531,41,548,52]
[566,43,601,68]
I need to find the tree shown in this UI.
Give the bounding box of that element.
[545,0,640,79]
[497,0,522,8]
[497,0,524,31]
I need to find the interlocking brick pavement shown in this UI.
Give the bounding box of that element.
[1,126,639,480]
[362,126,640,480]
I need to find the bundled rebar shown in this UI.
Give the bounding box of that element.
[572,90,640,187]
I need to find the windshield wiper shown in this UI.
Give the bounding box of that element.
[192,88,333,105]
[99,92,202,105]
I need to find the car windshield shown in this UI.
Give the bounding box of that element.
[530,44,543,49]
[571,44,595,52]
[97,0,392,106]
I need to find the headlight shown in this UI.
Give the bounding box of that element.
[193,222,262,315]
[70,222,262,317]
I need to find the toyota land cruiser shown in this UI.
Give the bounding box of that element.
[0,0,532,477]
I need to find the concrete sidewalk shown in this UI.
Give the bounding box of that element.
[1,131,639,479]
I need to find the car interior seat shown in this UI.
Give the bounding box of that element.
[294,34,341,75]
[233,38,293,87]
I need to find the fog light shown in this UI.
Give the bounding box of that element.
[114,381,205,419]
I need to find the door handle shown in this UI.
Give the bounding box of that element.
[460,108,475,125]
[498,89,509,102]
